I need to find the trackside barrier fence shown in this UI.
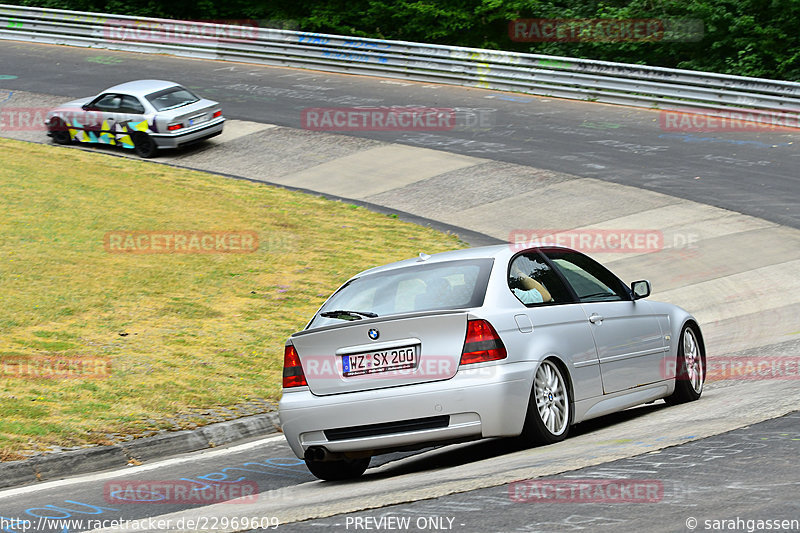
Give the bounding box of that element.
[1,4,799,127]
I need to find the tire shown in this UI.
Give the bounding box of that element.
[49,118,72,145]
[665,324,705,405]
[520,359,571,445]
[304,456,370,481]
[132,132,157,158]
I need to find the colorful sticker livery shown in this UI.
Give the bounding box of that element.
[46,81,225,158]
[64,117,151,149]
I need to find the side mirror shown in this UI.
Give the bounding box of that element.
[631,280,651,300]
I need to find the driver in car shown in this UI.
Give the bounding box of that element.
[510,264,553,304]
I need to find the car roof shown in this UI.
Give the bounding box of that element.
[355,243,575,278]
[101,80,183,97]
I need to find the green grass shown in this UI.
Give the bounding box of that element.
[0,138,466,459]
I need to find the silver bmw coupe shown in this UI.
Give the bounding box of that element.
[279,245,706,480]
[44,80,224,158]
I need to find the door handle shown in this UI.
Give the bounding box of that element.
[588,313,604,324]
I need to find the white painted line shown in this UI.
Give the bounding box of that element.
[0,434,286,500]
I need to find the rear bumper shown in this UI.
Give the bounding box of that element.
[151,118,224,148]
[278,361,536,459]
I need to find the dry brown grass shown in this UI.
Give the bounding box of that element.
[0,138,466,458]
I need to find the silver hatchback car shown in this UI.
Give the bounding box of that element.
[279,245,706,480]
[44,80,224,158]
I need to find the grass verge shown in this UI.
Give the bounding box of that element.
[0,138,466,459]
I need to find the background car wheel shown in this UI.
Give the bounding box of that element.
[665,324,705,405]
[520,359,571,445]
[304,456,370,481]
[49,118,71,145]
[132,132,157,158]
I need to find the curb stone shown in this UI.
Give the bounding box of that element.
[0,411,281,490]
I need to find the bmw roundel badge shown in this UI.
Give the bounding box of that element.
[368,328,380,340]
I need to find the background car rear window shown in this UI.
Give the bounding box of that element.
[307,259,494,329]
[146,87,200,111]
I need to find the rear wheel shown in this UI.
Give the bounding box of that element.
[520,359,571,445]
[304,456,370,481]
[132,132,157,158]
[665,325,705,405]
[49,118,71,145]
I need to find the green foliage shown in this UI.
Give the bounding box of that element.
[8,0,799,80]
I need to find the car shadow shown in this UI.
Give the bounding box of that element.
[52,138,214,160]
[364,402,669,479]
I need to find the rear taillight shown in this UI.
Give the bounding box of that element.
[460,319,507,365]
[282,344,307,388]
[213,110,222,118]
[167,123,183,131]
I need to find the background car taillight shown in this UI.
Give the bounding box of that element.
[213,110,222,118]
[283,344,307,387]
[167,123,183,131]
[460,319,507,365]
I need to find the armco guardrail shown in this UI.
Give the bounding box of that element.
[1,4,799,127]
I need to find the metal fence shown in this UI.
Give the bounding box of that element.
[2,3,799,127]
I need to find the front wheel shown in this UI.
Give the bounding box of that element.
[49,118,72,145]
[132,132,157,158]
[304,456,370,481]
[665,324,705,405]
[520,359,571,445]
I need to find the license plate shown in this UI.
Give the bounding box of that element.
[342,346,418,377]
[188,115,207,126]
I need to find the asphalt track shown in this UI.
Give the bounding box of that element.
[0,40,797,228]
[0,410,796,532]
[294,411,800,533]
[0,39,799,532]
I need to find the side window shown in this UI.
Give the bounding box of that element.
[545,250,629,302]
[119,95,145,114]
[92,94,122,112]
[508,253,572,306]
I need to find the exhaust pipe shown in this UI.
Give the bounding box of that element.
[304,446,371,462]
[304,446,330,462]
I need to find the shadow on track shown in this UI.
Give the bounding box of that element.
[363,402,668,479]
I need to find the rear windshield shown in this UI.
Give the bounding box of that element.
[146,87,200,111]
[307,258,494,329]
